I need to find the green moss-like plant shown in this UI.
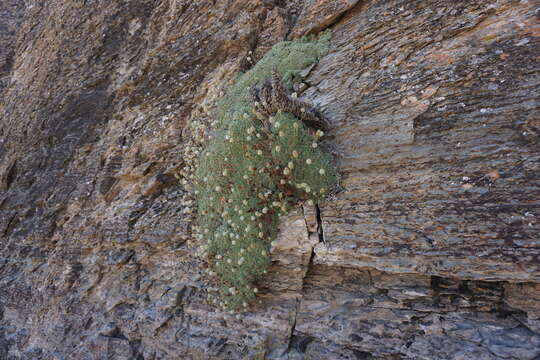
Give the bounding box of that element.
[194,33,336,311]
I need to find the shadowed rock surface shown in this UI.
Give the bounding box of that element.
[0,0,538,359]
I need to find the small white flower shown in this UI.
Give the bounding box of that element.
[306,158,312,165]
[319,168,325,175]
[292,150,299,158]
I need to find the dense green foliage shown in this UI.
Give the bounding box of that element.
[194,34,336,311]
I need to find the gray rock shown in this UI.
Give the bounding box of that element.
[0,0,538,359]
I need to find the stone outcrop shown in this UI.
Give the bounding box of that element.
[0,0,538,359]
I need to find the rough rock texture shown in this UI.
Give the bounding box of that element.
[0,0,25,93]
[0,0,539,359]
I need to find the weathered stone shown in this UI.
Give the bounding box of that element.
[295,266,540,359]
[290,0,362,38]
[0,0,24,94]
[0,0,538,359]
[307,0,540,282]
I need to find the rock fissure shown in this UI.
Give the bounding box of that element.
[315,203,325,244]
[284,298,301,356]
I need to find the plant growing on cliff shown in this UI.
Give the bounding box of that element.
[194,33,336,311]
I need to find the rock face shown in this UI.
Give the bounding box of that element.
[0,0,25,93]
[0,0,538,359]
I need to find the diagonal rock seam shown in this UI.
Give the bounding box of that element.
[288,0,365,39]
